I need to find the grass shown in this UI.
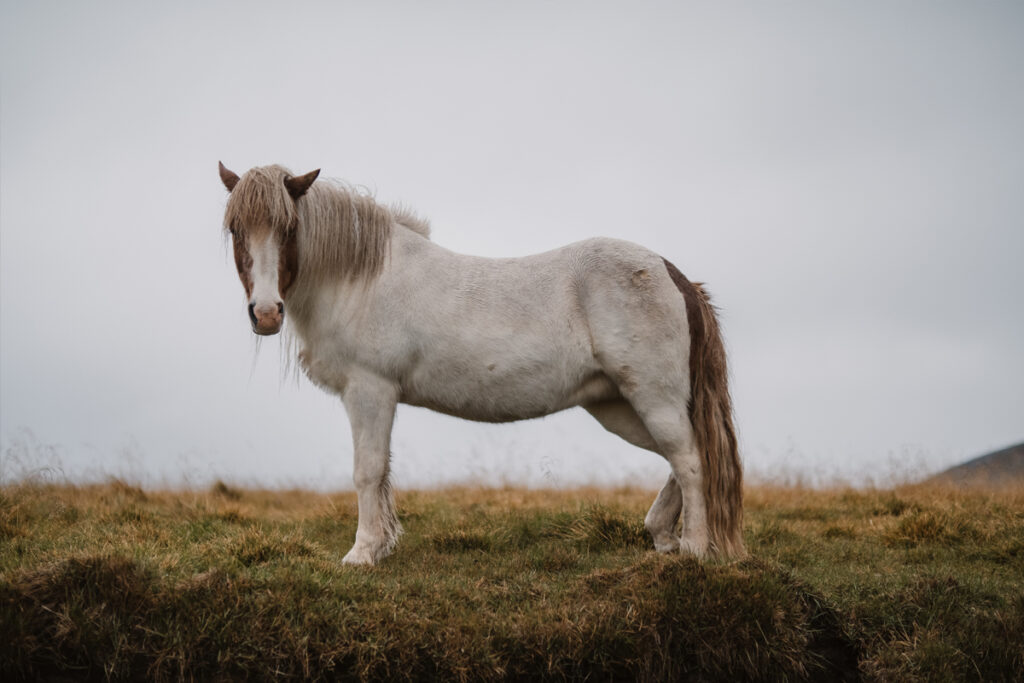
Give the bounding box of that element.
[1,481,1022,681]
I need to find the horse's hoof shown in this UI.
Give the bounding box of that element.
[342,548,376,566]
[653,538,681,553]
[679,538,709,559]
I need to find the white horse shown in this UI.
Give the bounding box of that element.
[218,162,744,565]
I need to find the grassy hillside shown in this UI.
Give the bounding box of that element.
[2,481,1022,681]
[929,442,1024,488]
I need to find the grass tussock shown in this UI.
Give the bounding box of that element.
[0,481,1022,681]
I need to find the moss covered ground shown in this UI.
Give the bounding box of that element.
[2,481,1021,681]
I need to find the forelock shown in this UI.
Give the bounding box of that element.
[223,165,297,234]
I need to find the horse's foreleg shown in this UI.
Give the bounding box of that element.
[341,379,401,566]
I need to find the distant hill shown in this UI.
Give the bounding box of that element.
[929,442,1024,487]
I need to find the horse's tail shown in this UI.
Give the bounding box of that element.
[663,259,746,559]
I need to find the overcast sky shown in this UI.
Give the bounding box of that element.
[2,1,1022,489]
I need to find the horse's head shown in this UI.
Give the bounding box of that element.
[219,162,319,335]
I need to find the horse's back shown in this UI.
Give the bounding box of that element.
[393,235,689,420]
[300,230,689,422]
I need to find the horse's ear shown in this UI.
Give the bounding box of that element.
[219,161,240,192]
[284,169,320,200]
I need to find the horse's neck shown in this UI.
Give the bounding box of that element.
[286,222,432,334]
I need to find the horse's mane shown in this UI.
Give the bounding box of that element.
[224,165,430,285]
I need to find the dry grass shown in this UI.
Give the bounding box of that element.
[1,481,1022,681]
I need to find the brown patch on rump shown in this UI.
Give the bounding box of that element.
[662,258,745,559]
[631,268,653,289]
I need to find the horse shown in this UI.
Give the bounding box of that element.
[217,162,745,565]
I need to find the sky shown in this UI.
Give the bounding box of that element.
[1,1,1022,490]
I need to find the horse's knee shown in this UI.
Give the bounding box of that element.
[353,454,389,491]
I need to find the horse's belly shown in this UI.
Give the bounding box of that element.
[400,355,617,423]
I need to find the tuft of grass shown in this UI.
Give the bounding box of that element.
[1,482,1022,681]
[870,495,920,517]
[884,509,982,548]
[231,528,318,566]
[822,524,857,540]
[431,530,493,553]
[211,480,243,501]
[563,504,649,551]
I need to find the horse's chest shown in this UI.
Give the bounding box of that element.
[298,347,349,394]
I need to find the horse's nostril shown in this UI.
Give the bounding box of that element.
[277,302,284,316]
[248,303,257,326]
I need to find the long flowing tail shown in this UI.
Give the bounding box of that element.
[662,259,745,559]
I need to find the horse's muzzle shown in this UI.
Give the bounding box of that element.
[249,301,284,336]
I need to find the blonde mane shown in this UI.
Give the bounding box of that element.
[223,165,430,285]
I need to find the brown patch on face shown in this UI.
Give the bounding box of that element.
[229,216,298,303]
[631,268,651,287]
[278,227,299,297]
[231,232,254,298]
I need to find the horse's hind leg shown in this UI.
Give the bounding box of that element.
[637,405,709,557]
[645,475,683,552]
[592,383,708,556]
[585,400,682,552]
[585,399,658,451]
